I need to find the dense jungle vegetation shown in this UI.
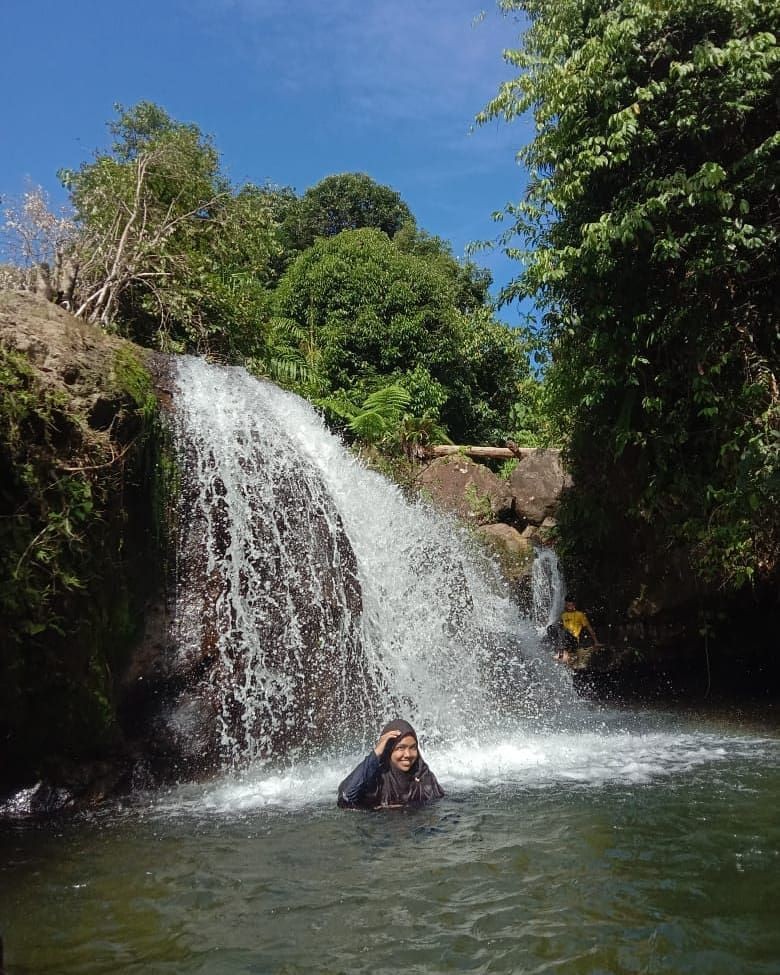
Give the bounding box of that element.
[482,0,779,608]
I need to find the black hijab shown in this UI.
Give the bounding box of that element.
[375,719,445,807]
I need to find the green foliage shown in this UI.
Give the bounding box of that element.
[18,100,541,452]
[393,223,493,312]
[508,374,563,448]
[114,345,157,419]
[274,227,529,443]
[1,349,91,639]
[464,483,494,524]
[282,172,414,252]
[248,313,328,395]
[485,0,780,593]
[59,102,280,358]
[338,384,413,443]
[54,103,536,441]
[321,382,452,458]
[453,306,538,444]
[0,343,165,778]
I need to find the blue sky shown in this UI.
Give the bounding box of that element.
[1,0,534,324]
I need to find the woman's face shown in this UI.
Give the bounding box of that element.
[389,734,418,772]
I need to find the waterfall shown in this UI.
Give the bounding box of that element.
[531,547,566,633]
[169,357,573,769]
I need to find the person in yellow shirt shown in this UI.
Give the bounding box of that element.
[552,596,601,663]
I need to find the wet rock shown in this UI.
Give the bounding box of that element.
[418,455,514,524]
[508,448,570,524]
[476,523,534,581]
[136,363,375,773]
[0,782,73,818]
[0,760,126,818]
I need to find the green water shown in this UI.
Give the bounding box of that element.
[2,711,779,975]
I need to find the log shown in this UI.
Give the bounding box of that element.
[425,444,537,460]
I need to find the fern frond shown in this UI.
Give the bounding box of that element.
[360,384,411,416]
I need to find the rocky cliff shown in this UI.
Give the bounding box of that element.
[0,292,167,802]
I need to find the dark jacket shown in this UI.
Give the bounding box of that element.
[337,750,444,810]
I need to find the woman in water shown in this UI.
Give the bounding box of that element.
[337,719,445,810]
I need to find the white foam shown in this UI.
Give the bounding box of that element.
[429,730,741,789]
[151,721,775,817]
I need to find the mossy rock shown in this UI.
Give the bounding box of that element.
[0,293,172,785]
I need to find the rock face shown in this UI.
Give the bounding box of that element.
[166,416,370,770]
[418,455,514,524]
[475,523,534,581]
[0,291,144,411]
[417,449,571,534]
[508,449,571,524]
[0,291,166,798]
[118,358,377,777]
[416,449,571,586]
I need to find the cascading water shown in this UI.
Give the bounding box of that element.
[531,546,566,633]
[169,357,574,770]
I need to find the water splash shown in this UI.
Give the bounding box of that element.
[531,546,566,633]
[170,358,574,768]
[151,718,778,817]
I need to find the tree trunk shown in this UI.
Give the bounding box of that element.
[424,443,537,460]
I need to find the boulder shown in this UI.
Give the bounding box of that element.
[162,434,369,769]
[520,517,558,546]
[508,449,571,524]
[418,455,514,524]
[475,523,534,580]
[0,290,146,409]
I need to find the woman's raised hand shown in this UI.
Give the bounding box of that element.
[374,729,402,758]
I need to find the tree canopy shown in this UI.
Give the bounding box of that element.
[281,172,415,253]
[484,0,779,596]
[0,101,536,449]
[274,227,529,443]
[59,102,280,357]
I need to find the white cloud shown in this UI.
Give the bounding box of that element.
[188,0,526,126]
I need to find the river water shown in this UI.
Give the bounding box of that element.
[2,707,779,975]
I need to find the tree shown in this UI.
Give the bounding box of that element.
[282,172,414,253]
[483,0,780,595]
[274,227,528,443]
[1,185,75,271]
[274,227,459,392]
[393,222,493,313]
[0,185,77,301]
[60,102,280,357]
[61,102,227,329]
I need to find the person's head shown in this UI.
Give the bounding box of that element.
[564,595,576,611]
[389,734,418,772]
[380,719,420,773]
